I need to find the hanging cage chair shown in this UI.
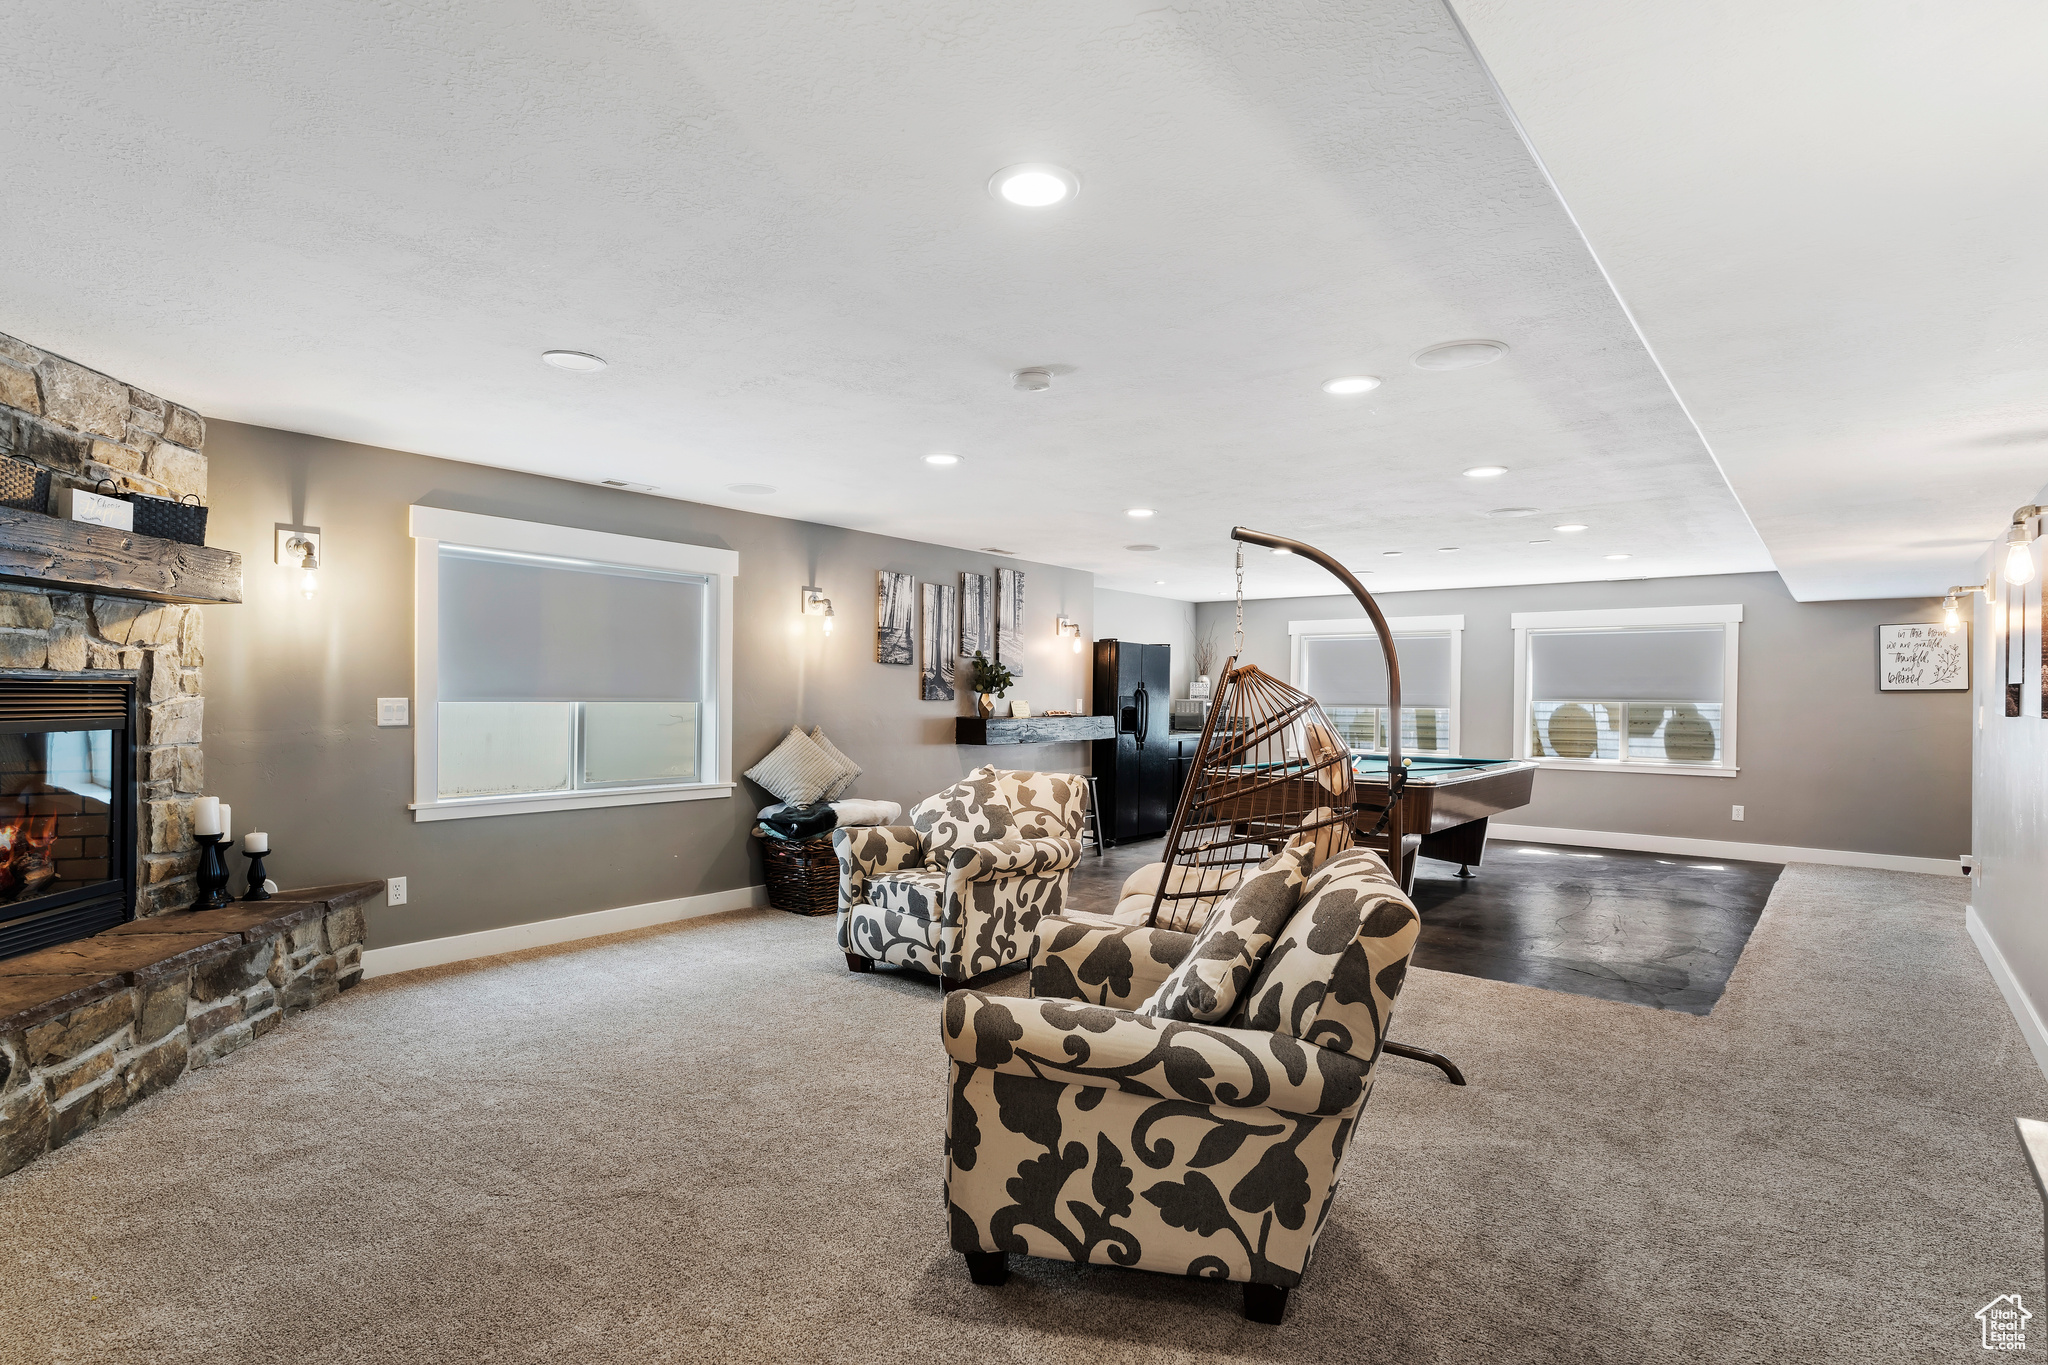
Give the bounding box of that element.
[1143,661,1358,932]
[1146,526,1463,1085]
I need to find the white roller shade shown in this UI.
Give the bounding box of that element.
[438,546,711,703]
[1300,634,1453,707]
[1531,627,1725,702]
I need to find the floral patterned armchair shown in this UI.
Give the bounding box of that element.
[837,767,1086,990]
[941,847,1420,1323]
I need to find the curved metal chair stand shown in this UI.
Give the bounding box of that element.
[1146,525,1466,1088]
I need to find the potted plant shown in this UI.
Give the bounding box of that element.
[967,651,1016,718]
[1192,628,1218,700]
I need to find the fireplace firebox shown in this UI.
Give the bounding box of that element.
[0,671,138,960]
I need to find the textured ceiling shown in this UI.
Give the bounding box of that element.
[1454,0,2048,601]
[1,0,1772,601]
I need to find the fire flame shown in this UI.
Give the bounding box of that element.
[0,814,60,902]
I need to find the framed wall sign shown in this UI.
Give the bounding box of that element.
[1878,623,1969,691]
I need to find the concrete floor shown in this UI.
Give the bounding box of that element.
[1074,836,1777,1016]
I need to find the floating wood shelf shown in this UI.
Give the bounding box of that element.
[956,715,1114,745]
[0,508,241,605]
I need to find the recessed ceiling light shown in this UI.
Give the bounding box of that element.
[1487,507,1536,518]
[1321,376,1381,396]
[1414,340,1509,371]
[1463,466,1508,479]
[1154,579,1167,585]
[541,350,606,372]
[923,453,961,466]
[989,164,1080,208]
[727,483,776,495]
[1272,547,1292,556]
[1604,553,1632,561]
[1554,523,1589,533]
[1125,508,1155,518]
[1125,544,1158,552]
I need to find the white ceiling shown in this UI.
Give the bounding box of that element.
[6,2,2015,606]
[1453,0,2048,602]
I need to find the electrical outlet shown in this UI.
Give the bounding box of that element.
[387,876,407,906]
[377,697,410,727]
[1731,805,1744,821]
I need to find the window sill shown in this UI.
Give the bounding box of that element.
[410,782,735,822]
[1528,758,1738,778]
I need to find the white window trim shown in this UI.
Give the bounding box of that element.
[1287,614,1464,755]
[1510,603,1741,777]
[408,506,738,822]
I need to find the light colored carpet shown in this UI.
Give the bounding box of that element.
[0,865,2041,1363]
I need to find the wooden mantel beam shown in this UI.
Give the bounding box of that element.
[0,508,242,605]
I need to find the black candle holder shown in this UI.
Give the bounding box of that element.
[196,833,234,909]
[242,848,271,901]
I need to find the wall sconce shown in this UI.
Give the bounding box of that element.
[802,586,835,636]
[1943,580,1991,634]
[1057,616,1083,653]
[2005,506,2041,587]
[275,526,322,600]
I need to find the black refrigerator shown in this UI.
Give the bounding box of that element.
[1092,639,1176,844]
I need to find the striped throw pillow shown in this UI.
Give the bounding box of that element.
[810,727,862,800]
[744,727,843,806]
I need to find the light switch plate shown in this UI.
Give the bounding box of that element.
[1731,805,1744,821]
[377,697,410,727]
[387,876,407,906]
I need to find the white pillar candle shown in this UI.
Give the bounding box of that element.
[242,832,268,854]
[219,805,231,843]
[193,797,221,837]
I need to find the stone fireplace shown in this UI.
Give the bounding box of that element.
[0,329,378,1181]
[0,330,209,939]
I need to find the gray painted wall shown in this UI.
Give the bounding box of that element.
[1970,512,2048,1037]
[201,420,1095,950]
[1196,570,1968,859]
[1092,588,1197,699]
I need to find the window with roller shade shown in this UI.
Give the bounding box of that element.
[1289,618,1461,754]
[409,506,737,820]
[436,546,713,799]
[1512,606,1741,773]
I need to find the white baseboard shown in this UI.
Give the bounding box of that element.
[1488,823,1964,878]
[1967,905,2048,1083]
[361,884,771,979]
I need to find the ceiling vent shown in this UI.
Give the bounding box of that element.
[1413,340,1509,370]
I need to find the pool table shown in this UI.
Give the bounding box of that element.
[1191,754,1538,892]
[1348,754,1538,886]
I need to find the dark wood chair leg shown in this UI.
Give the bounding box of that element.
[1384,1039,1467,1086]
[1242,1282,1288,1324]
[844,953,873,974]
[964,1251,1009,1286]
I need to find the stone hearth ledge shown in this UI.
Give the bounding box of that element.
[0,882,380,1178]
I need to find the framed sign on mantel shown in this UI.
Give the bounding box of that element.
[1878,623,1969,691]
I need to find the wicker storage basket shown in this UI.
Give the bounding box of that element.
[758,832,839,916]
[0,456,50,514]
[129,492,208,545]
